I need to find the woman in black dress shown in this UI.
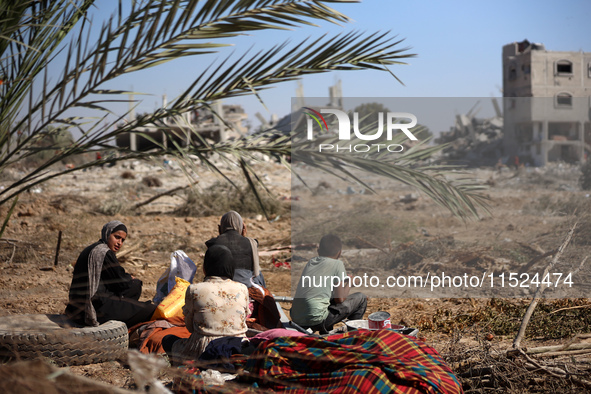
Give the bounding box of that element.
[65,220,156,328]
[205,211,265,288]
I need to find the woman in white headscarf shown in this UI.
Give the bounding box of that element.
[205,211,265,288]
[65,220,156,328]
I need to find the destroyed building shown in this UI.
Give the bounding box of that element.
[257,80,344,135]
[434,100,504,167]
[502,40,591,166]
[116,97,248,151]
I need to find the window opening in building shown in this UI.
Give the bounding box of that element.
[509,64,517,80]
[556,93,573,107]
[556,60,573,75]
[549,122,578,141]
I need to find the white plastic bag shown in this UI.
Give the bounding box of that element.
[200,369,236,385]
[153,250,197,304]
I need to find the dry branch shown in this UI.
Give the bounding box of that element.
[526,343,591,355]
[54,230,62,267]
[116,243,142,260]
[6,242,16,264]
[0,238,20,243]
[355,236,390,254]
[133,183,196,209]
[550,305,591,314]
[512,222,577,350]
[535,349,591,358]
[260,245,292,253]
[517,241,546,255]
[518,348,569,379]
[504,222,591,390]
[522,356,591,388]
[518,248,558,274]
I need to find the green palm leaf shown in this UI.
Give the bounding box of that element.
[0,0,488,221]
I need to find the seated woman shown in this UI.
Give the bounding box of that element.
[65,220,156,328]
[165,245,250,364]
[205,211,265,288]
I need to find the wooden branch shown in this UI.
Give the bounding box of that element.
[517,241,546,255]
[526,343,591,355]
[116,243,141,260]
[518,248,558,274]
[260,245,292,253]
[53,366,133,393]
[6,242,16,264]
[523,355,591,388]
[0,238,20,243]
[513,222,577,350]
[550,305,591,314]
[355,236,389,254]
[54,230,62,267]
[458,366,495,378]
[519,348,566,379]
[133,182,196,209]
[536,349,591,358]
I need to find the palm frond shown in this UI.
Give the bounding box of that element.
[0,0,489,221]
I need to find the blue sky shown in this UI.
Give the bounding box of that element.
[89,0,591,133]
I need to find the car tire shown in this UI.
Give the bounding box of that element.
[0,314,128,366]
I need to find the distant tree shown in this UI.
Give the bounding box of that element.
[28,127,75,164]
[351,103,391,133]
[580,160,591,190]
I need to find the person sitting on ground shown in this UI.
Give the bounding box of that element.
[163,245,250,364]
[65,220,156,328]
[290,234,367,334]
[205,211,282,329]
[205,210,265,288]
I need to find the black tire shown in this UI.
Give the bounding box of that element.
[0,314,128,366]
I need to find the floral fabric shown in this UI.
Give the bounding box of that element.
[171,276,249,363]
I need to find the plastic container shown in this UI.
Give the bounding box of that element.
[151,277,190,320]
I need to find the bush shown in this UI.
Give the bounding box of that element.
[175,181,287,218]
[579,160,591,190]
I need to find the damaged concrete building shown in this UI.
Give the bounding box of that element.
[116,97,248,151]
[502,40,591,166]
[434,100,504,167]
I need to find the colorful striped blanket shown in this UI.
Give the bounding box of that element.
[243,329,462,393]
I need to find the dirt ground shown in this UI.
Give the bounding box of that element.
[1,157,591,393]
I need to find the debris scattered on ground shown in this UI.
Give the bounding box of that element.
[435,100,504,167]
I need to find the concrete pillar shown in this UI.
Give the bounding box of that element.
[129,93,137,151]
[580,121,585,162]
[541,121,548,166]
[213,101,225,142]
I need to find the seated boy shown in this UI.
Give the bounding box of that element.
[291,234,367,334]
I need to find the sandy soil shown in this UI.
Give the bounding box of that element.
[0,158,590,392]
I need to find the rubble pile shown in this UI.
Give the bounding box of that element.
[435,103,504,167]
[499,162,582,191]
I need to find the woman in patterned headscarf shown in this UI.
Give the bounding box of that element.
[205,211,265,288]
[65,220,156,328]
[164,244,250,364]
